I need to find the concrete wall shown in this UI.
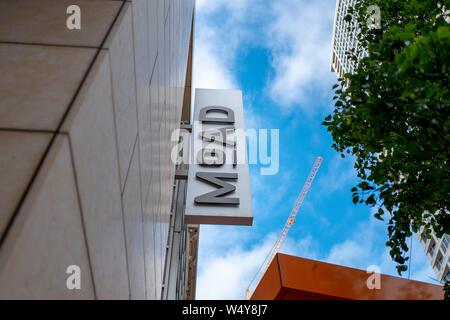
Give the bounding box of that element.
[0,0,194,299]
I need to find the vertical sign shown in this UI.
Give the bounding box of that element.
[185,89,253,225]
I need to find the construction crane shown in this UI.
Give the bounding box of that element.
[245,156,323,299]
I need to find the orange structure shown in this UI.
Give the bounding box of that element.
[251,253,443,300]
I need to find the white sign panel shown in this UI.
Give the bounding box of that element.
[185,89,253,225]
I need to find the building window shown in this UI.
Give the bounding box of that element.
[435,254,444,271]
[428,240,436,257]
[420,232,427,243]
[443,269,450,282]
[441,234,449,252]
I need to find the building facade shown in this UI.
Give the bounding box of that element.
[330,0,449,284]
[419,233,450,283]
[331,0,370,78]
[330,0,359,78]
[0,0,196,299]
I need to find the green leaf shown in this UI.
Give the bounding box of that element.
[324,0,450,277]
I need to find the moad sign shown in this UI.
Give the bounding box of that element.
[185,89,253,225]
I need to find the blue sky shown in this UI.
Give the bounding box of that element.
[192,0,436,299]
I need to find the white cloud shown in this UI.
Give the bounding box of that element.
[193,23,236,90]
[192,0,253,91]
[196,216,436,299]
[194,0,337,111]
[266,0,336,110]
[196,0,249,14]
[325,217,383,267]
[193,0,437,300]
[196,232,275,300]
[327,240,369,266]
[196,229,317,299]
[324,217,436,283]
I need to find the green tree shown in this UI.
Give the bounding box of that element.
[323,0,450,278]
[445,281,450,300]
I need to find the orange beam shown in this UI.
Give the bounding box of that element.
[251,253,443,300]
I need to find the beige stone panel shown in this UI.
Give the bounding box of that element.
[142,58,161,300]
[157,0,166,115]
[142,224,156,299]
[151,60,163,147]
[155,119,167,298]
[0,131,51,237]
[130,0,152,202]
[62,51,129,299]
[141,60,161,208]
[148,0,158,70]
[104,3,139,191]
[130,0,152,85]
[154,203,163,299]
[0,43,96,131]
[122,138,146,300]
[134,2,156,204]
[147,118,162,298]
[137,81,151,205]
[141,159,158,300]
[159,40,170,289]
[0,0,121,47]
[164,0,170,21]
[0,135,95,299]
